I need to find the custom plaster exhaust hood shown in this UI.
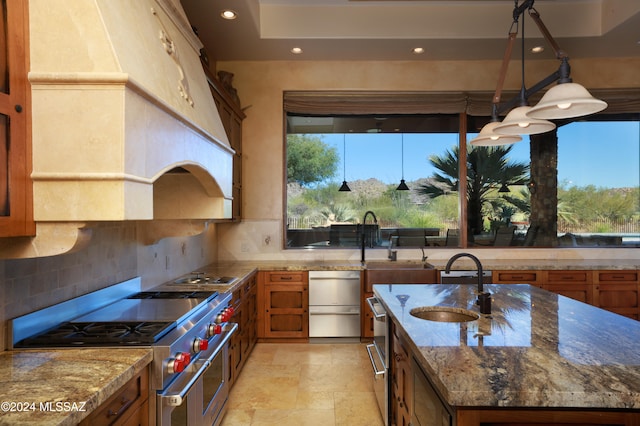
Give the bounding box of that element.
[22,0,233,254]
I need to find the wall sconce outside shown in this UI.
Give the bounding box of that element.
[527,180,537,193]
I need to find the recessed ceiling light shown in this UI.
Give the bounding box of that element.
[412,47,425,55]
[291,47,303,55]
[221,10,237,20]
[531,46,544,54]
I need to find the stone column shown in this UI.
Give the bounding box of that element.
[529,131,558,247]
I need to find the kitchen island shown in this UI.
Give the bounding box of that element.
[374,283,640,425]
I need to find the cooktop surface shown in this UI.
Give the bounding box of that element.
[70,298,210,323]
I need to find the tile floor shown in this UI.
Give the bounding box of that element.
[221,342,384,426]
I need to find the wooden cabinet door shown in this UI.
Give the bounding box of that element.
[362,291,375,339]
[543,270,593,304]
[0,0,34,236]
[204,67,244,222]
[263,283,309,338]
[390,322,412,426]
[594,271,639,320]
[259,271,309,340]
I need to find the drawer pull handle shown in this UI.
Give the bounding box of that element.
[106,396,131,418]
[279,276,293,280]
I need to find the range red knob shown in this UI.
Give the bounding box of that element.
[168,352,191,374]
[208,323,222,336]
[193,337,208,352]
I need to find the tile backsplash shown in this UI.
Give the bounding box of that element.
[0,222,217,351]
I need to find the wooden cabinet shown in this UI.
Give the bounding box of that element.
[362,268,436,339]
[228,272,258,386]
[258,271,309,340]
[80,367,149,426]
[0,0,34,236]
[494,269,639,320]
[493,270,592,303]
[390,321,412,426]
[203,67,245,221]
[492,270,543,288]
[543,270,593,304]
[594,271,639,320]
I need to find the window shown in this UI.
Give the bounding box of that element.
[284,92,640,249]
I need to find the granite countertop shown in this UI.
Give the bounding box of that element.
[374,283,640,410]
[245,258,638,271]
[0,348,152,425]
[160,258,638,294]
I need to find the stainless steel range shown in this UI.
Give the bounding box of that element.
[9,277,238,426]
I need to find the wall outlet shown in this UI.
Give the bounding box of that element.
[262,234,272,247]
[240,241,250,253]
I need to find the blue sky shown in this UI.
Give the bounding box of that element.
[321,120,639,189]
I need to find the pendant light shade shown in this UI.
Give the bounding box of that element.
[498,183,510,193]
[494,106,556,136]
[339,180,351,192]
[526,82,608,120]
[470,121,523,146]
[396,134,410,191]
[396,179,409,191]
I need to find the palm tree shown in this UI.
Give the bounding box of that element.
[416,144,529,238]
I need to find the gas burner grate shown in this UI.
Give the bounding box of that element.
[14,321,176,347]
[127,290,218,300]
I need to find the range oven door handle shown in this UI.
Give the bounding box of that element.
[366,296,386,319]
[366,343,385,376]
[159,322,238,407]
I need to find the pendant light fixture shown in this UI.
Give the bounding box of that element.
[498,183,510,193]
[471,0,606,145]
[338,134,351,192]
[471,121,522,146]
[494,7,555,136]
[396,133,409,191]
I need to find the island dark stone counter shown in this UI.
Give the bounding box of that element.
[374,283,640,423]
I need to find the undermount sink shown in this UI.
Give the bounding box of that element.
[365,261,434,270]
[410,306,479,322]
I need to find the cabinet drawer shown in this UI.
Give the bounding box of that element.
[598,271,638,282]
[493,271,539,283]
[81,368,149,426]
[265,271,306,284]
[547,271,591,283]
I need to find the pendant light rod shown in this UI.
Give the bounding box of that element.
[339,134,351,192]
[472,0,606,145]
[490,0,604,117]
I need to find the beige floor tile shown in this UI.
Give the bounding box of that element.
[295,390,335,409]
[222,342,383,426]
[251,408,336,426]
[220,408,254,425]
[335,391,384,426]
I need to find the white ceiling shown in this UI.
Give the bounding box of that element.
[180,0,640,62]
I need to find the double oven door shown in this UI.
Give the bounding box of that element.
[157,323,237,426]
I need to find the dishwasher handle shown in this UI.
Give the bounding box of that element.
[366,344,385,376]
[366,296,386,319]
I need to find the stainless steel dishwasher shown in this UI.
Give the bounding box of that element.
[308,270,361,337]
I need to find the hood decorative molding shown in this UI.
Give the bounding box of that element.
[16,0,234,256]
